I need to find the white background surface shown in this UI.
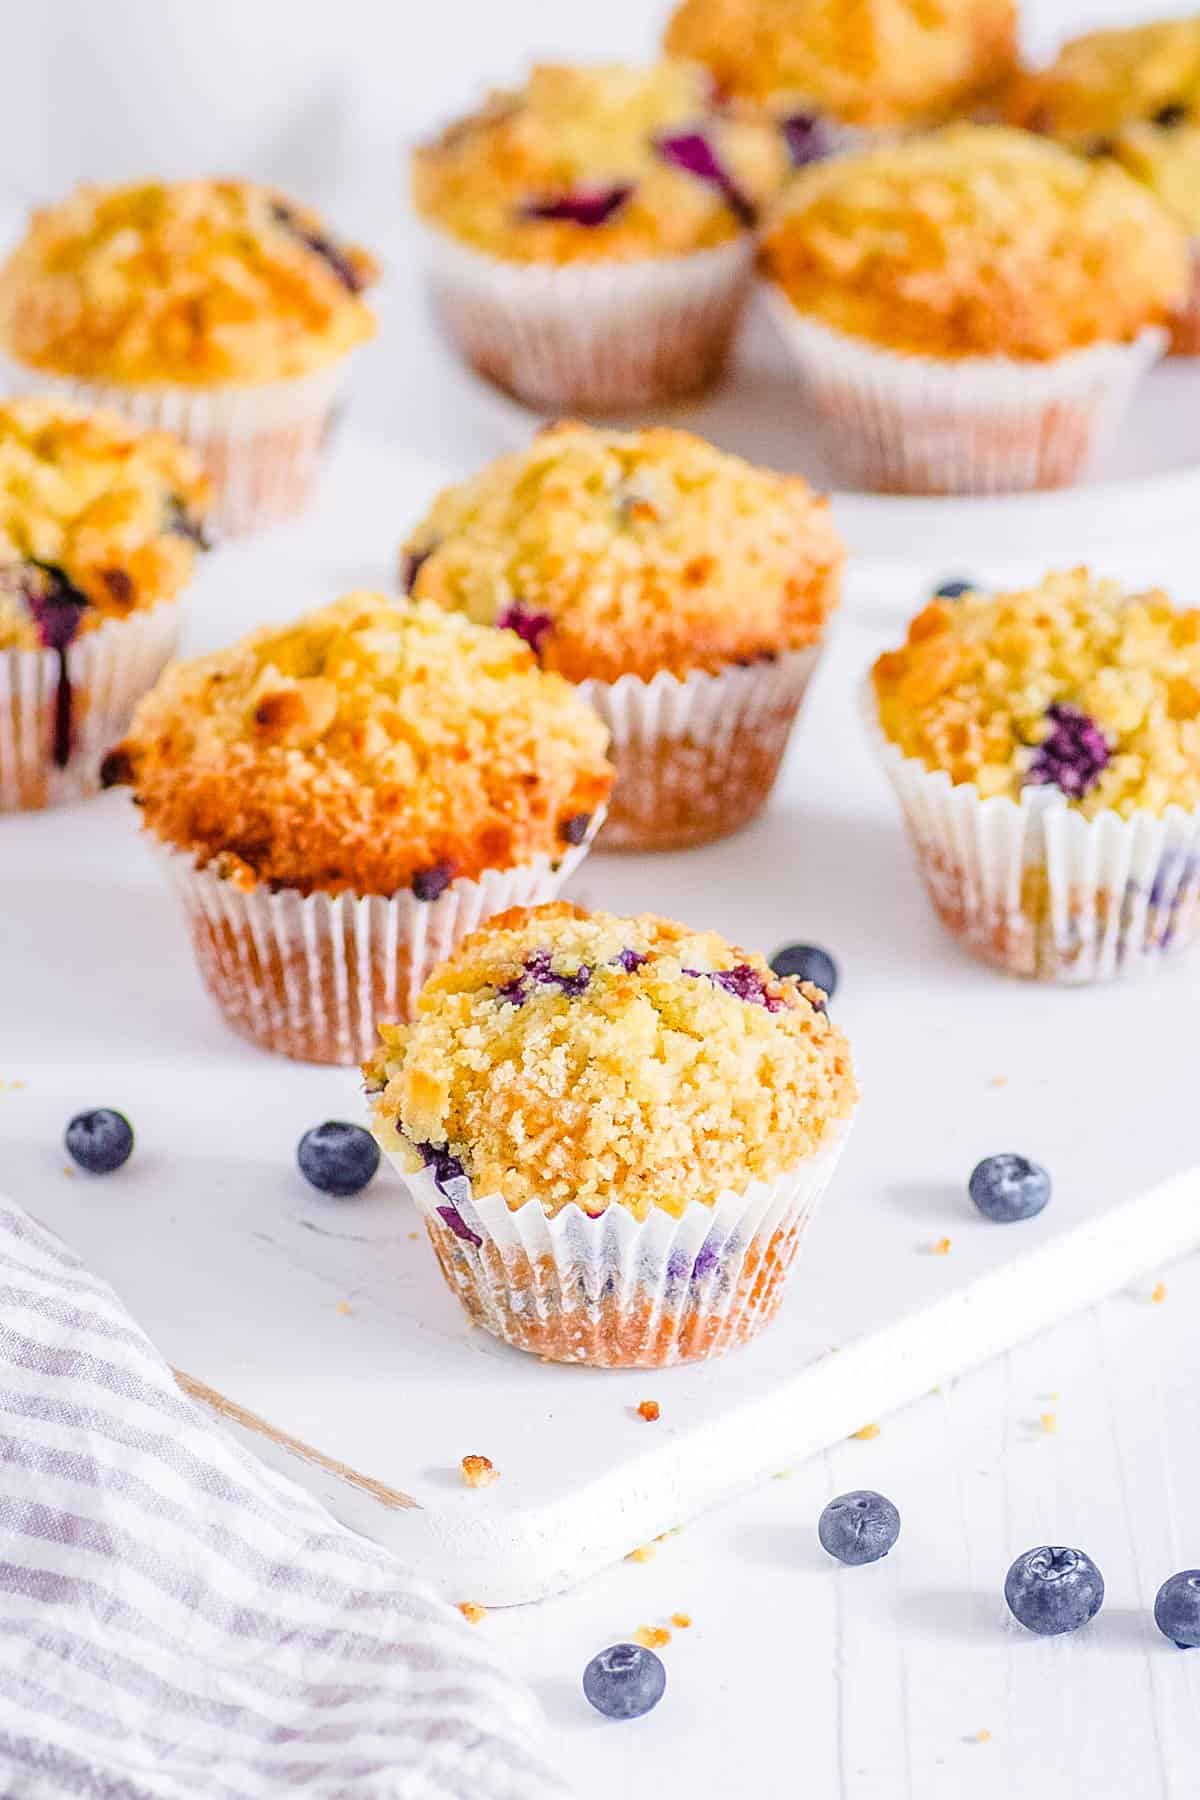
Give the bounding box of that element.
[3,3,1200,1797]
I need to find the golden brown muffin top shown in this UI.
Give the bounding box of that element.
[106,595,615,897]
[401,422,843,684]
[664,0,1018,127]
[0,396,210,652]
[872,568,1200,818]
[367,903,857,1221]
[1008,17,1200,234]
[0,179,378,386]
[412,60,786,263]
[761,124,1189,359]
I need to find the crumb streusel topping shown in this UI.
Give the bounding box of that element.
[664,0,1018,127]
[1008,17,1200,233]
[761,125,1189,359]
[0,396,210,651]
[107,596,614,895]
[402,422,843,683]
[366,902,856,1221]
[412,61,786,264]
[0,180,378,386]
[872,568,1200,817]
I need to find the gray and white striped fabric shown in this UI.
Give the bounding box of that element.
[0,1197,568,1799]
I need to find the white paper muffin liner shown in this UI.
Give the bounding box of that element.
[386,1117,853,1368]
[0,600,182,813]
[579,645,823,851]
[863,683,1200,982]
[154,820,601,1065]
[761,290,1167,494]
[422,227,755,413]
[1,357,349,538]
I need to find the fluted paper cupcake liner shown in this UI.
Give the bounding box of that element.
[863,683,1200,982]
[1170,239,1200,356]
[579,646,822,851]
[422,227,755,413]
[1,358,349,538]
[0,600,182,813]
[387,1118,853,1368]
[761,291,1167,495]
[154,821,601,1065]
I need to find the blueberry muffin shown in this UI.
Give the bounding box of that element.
[1008,17,1200,350]
[401,421,843,848]
[869,569,1200,980]
[760,124,1188,493]
[0,395,210,811]
[0,180,379,533]
[105,595,614,1061]
[412,60,785,410]
[367,901,857,1366]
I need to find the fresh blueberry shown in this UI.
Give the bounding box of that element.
[1025,703,1111,801]
[969,1154,1051,1223]
[1005,1546,1104,1635]
[769,943,837,1000]
[64,1109,134,1175]
[297,1122,380,1197]
[1154,1571,1200,1647]
[819,1490,901,1566]
[582,1644,666,1720]
[933,578,975,599]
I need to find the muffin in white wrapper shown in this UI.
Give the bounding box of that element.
[423,229,755,414]
[1,601,182,813]
[154,821,602,1066]
[579,645,822,851]
[762,293,1167,495]
[865,684,1200,982]
[2,361,349,540]
[387,1117,854,1368]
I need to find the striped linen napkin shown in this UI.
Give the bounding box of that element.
[0,1195,568,1799]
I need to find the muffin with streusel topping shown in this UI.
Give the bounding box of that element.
[412,60,785,411]
[1007,17,1200,352]
[869,568,1200,981]
[0,395,210,811]
[0,179,378,535]
[760,125,1188,493]
[401,421,842,849]
[665,0,1017,139]
[105,596,614,1062]
[366,902,857,1366]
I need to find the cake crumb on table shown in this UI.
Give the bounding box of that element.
[930,1237,952,1256]
[461,1454,499,1488]
[633,1625,671,1651]
[989,1076,1007,1088]
[670,1612,693,1629]
[627,1544,657,1564]
[1039,1411,1058,1434]
[637,1400,661,1422]
[967,1729,992,1745]
[852,1423,881,1441]
[335,1300,353,1317]
[1151,1282,1167,1304]
[458,1602,487,1624]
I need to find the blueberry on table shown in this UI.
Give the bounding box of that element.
[933,578,976,599]
[583,1644,666,1720]
[819,1490,901,1565]
[297,1122,380,1197]
[1005,1546,1104,1635]
[64,1109,134,1174]
[969,1154,1051,1223]
[1154,1571,1200,1647]
[769,943,838,1000]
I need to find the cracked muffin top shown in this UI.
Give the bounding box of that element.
[411,60,786,263]
[664,0,1018,128]
[0,396,210,652]
[761,124,1189,359]
[400,422,843,684]
[0,179,379,386]
[105,595,614,896]
[366,902,856,1221]
[872,568,1200,818]
[1007,17,1200,234]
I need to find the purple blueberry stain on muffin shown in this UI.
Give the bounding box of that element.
[559,812,592,846]
[496,600,553,657]
[411,862,454,902]
[685,963,786,1012]
[21,561,89,768]
[1025,703,1111,800]
[270,200,365,294]
[498,950,592,1006]
[613,948,648,973]
[781,113,834,168]
[654,130,757,226]
[521,185,634,227]
[401,545,435,595]
[417,1140,483,1244]
[166,494,211,551]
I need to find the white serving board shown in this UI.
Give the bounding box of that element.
[0,437,1196,1607]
